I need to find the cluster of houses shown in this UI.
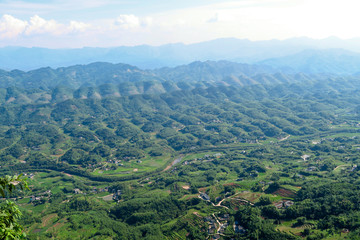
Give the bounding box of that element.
[29,190,52,205]
[294,173,304,179]
[91,161,125,172]
[217,214,230,235]
[22,172,35,179]
[73,187,109,195]
[85,158,124,170]
[204,216,217,235]
[198,190,249,238]
[305,166,317,172]
[204,214,230,236]
[92,186,109,193]
[350,164,357,172]
[112,190,122,201]
[259,180,274,185]
[233,221,246,234]
[89,187,109,194]
[106,158,124,166]
[274,200,294,209]
[74,188,83,194]
[204,213,242,239]
[183,153,223,166]
[200,211,248,238]
[170,166,178,173]
[237,138,259,144]
[199,192,210,201]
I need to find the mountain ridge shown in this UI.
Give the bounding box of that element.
[4,37,360,71]
[259,48,360,74]
[0,61,276,90]
[2,59,360,94]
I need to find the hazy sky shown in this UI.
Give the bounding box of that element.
[0,0,358,48]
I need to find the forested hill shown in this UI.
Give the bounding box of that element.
[0,62,159,90]
[3,59,360,239]
[0,60,357,96]
[1,72,359,105]
[259,49,360,75]
[0,61,278,90]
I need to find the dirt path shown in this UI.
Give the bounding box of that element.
[215,198,227,207]
[198,191,229,209]
[93,134,101,142]
[301,154,310,161]
[163,155,183,172]
[333,164,350,171]
[279,135,291,141]
[228,197,255,206]
[213,213,222,233]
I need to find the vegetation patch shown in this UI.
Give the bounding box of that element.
[272,188,296,198]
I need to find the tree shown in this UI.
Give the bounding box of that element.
[0,175,29,240]
[258,196,272,206]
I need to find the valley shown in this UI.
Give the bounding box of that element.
[0,61,360,239]
[2,0,360,239]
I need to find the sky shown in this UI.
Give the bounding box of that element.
[0,0,359,48]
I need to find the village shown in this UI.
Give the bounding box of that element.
[198,181,295,239]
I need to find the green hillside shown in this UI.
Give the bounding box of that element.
[1,63,360,239]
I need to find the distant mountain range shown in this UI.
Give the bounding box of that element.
[1,60,360,105]
[260,49,360,75]
[0,61,300,90]
[3,37,360,71]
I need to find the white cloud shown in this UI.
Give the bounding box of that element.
[0,14,28,38]
[143,0,360,43]
[1,0,360,47]
[207,13,219,23]
[114,14,140,29]
[114,14,152,30]
[25,15,63,35]
[68,21,91,33]
[141,17,153,28]
[0,14,91,39]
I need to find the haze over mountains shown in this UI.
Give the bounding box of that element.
[3,37,360,71]
[0,60,342,90]
[5,36,360,240]
[0,59,359,106]
[2,36,360,106]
